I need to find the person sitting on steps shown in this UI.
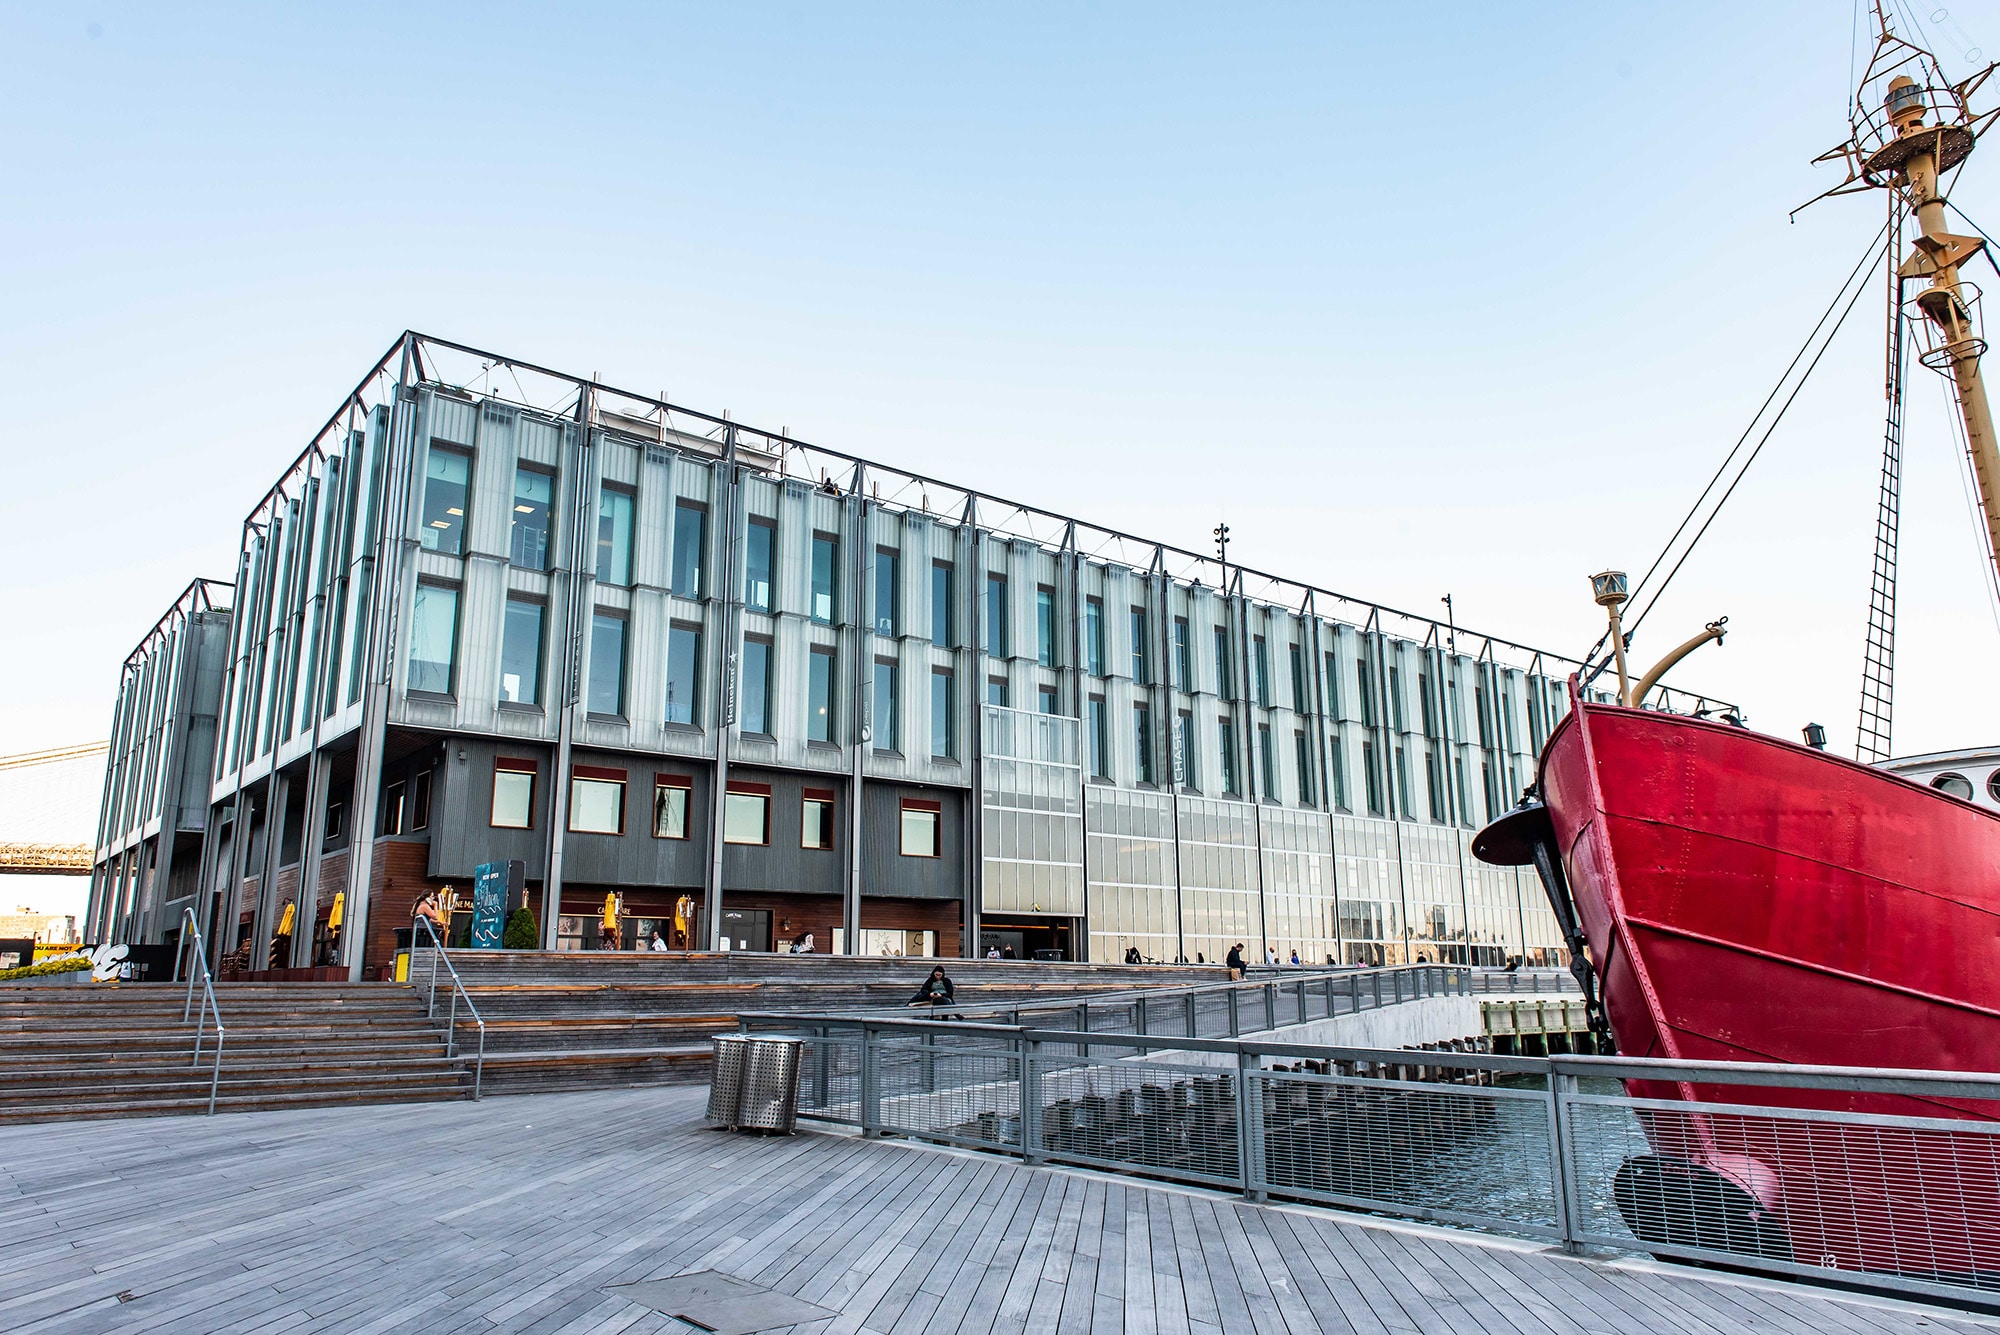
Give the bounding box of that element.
[908,965,962,1020]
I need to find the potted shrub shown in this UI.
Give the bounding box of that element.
[502,908,539,950]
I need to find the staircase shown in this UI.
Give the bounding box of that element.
[418,951,1228,1096]
[0,982,471,1125]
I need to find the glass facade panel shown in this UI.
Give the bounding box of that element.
[1134,702,1154,784]
[1037,587,1056,666]
[671,500,705,598]
[985,573,1008,657]
[1219,716,1238,795]
[1130,607,1150,684]
[1085,598,1104,676]
[596,488,634,586]
[1038,684,1058,714]
[808,647,835,742]
[1176,710,1196,789]
[741,638,772,734]
[1259,724,1276,799]
[812,535,838,623]
[986,676,1008,707]
[1086,696,1107,779]
[745,519,775,611]
[1213,626,1232,698]
[1174,618,1191,690]
[1254,637,1271,707]
[665,624,700,725]
[1177,797,1261,966]
[875,549,898,637]
[931,667,954,758]
[983,706,1084,917]
[510,467,552,569]
[420,446,468,554]
[588,613,626,716]
[499,597,542,705]
[1295,731,1315,806]
[1085,786,1174,962]
[408,583,458,695]
[874,660,898,750]
[931,562,953,646]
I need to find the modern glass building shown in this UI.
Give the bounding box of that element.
[87,333,1720,978]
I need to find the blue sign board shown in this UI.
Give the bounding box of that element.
[471,861,508,949]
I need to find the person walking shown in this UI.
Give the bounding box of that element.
[1225,943,1245,980]
[908,965,961,1019]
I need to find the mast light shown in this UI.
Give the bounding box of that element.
[1886,76,1927,130]
[1591,571,1629,607]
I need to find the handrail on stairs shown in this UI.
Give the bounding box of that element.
[412,916,487,1100]
[178,906,225,1115]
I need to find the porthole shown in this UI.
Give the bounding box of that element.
[1987,770,2000,803]
[1931,772,1975,801]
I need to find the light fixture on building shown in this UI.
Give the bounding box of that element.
[1802,723,1828,750]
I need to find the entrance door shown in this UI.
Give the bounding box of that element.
[979,917,1077,961]
[719,909,772,952]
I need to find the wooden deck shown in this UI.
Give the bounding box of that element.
[1,1087,1991,1334]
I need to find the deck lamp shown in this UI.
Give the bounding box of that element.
[1802,723,1828,750]
[1590,571,1632,704]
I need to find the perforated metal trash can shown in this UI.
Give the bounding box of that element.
[707,1034,749,1125]
[736,1036,805,1132]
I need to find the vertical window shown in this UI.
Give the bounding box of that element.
[510,467,552,570]
[931,667,956,758]
[491,759,536,829]
[408,582,459,695]
[1134,702,1154,785]
[671,499,706,598]
[1174,617,1192,690]
[899,800,941,857]
[1363,739,1384,815]
[1390,665,1406,731]
[985,573,1008,657]
[1176,710,1196,789]
[1130,607,1150,685]
[1084,598,1104,676]
[1332,741,1348,811]
[812,534,839,623]
[1038,684,1059,715]
[1219,716,1239,795]
[723,783,770,845]
[1037,586,1056,666]
[499,597,543,705]
[745,518,776,611]
[588,613,627,716]
[569,768,626,834]
[1324,651,1342,718]
[665,623,701,725]
[410,769,432,830]
[987,676,1009,707]
[420,446,469,555]
[874,659,899,751]
[1295,732,1315,806]
[382,780,405,835]
[1213,627,1232,698]
[1258,724,1276,799]
[653,775,691,839]
[740,637,772,735]
[1357,657,1378,727]
[1087,695,1108,779]
[808,646,836,742]
[802,790,835,849]
[596,487,634,586]
[1290,643,1308,713]
[875,548,899,637]
[930,561,953,646]
[1254,637,1271,707]
[325,802,345,840]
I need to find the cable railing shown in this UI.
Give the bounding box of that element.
[178,906,225,1115]
[411,916,487,1099]
[739,1012,2000,1308]
[792,964,1474,1039]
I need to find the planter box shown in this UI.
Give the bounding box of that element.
[11,971,92,987]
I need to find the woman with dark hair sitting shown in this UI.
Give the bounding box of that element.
[908,965,961,1020]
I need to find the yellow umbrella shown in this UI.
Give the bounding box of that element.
[328,891,345,931]
[601,893,619,932]
[276,902,296,936]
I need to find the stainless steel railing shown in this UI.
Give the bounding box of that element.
[178,906,225,1115]
[411,916,486,1100]
[745,1012,2000,1307]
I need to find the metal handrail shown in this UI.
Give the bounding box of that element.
[178,906,225,1115]
[411,916,486,1100]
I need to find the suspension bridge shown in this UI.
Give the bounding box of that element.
[0,743,107,875]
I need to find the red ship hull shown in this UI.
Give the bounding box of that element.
[1535,680,2000,1278]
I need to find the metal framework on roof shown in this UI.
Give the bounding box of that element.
[122,578,235,675]
[231,330,1728,715]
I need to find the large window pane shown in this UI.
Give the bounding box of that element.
[1214,627,1233,698]
[672,500,706,597]
[741,638,772,735]
[420,446,468,555]
[1135,703,1154,784]
[930,562,953,646]
[588,613,626,716]
[1131,607,1150,684]
[746,519,775,611]
[491,767,534,828]
[511,467,552,569]
[408,583,459,695]
[1037,587,1056,666]
[1176,711,1196,789]
[931,667,954,759]
[1219,717,1238,795]
[875,549,898,637]
[666,624,701,725]
[874,660,898,751]
[808,647,835,742]
[900,805,940,857]
[802,796,834,849]
[1087,696,1107,778]
[654,781,689,838]
[596,488,634,585]
[499,598,543,705]
[985,574,1008,657]
[724,792,769,844]
[811,535,838,623]
[569,777,624,833]
[1085,599,1104,676]
[1254,637,1271,707]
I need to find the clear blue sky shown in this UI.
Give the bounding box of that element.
[6,0,2000,788]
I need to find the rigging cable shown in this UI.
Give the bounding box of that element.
[1580,221,1891,678]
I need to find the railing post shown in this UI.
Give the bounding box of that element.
[1547,1062,1583,1254]
[1020,1036,1042,1165]
[1262,982,1276,1032]
[1226,987,1240,1036]
[1236,1045,1265,1201]
[1185,992,1197,1037]
[813,1023,830,1112]
[860,1027,881,1136]
[1372,971,1382,1008]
